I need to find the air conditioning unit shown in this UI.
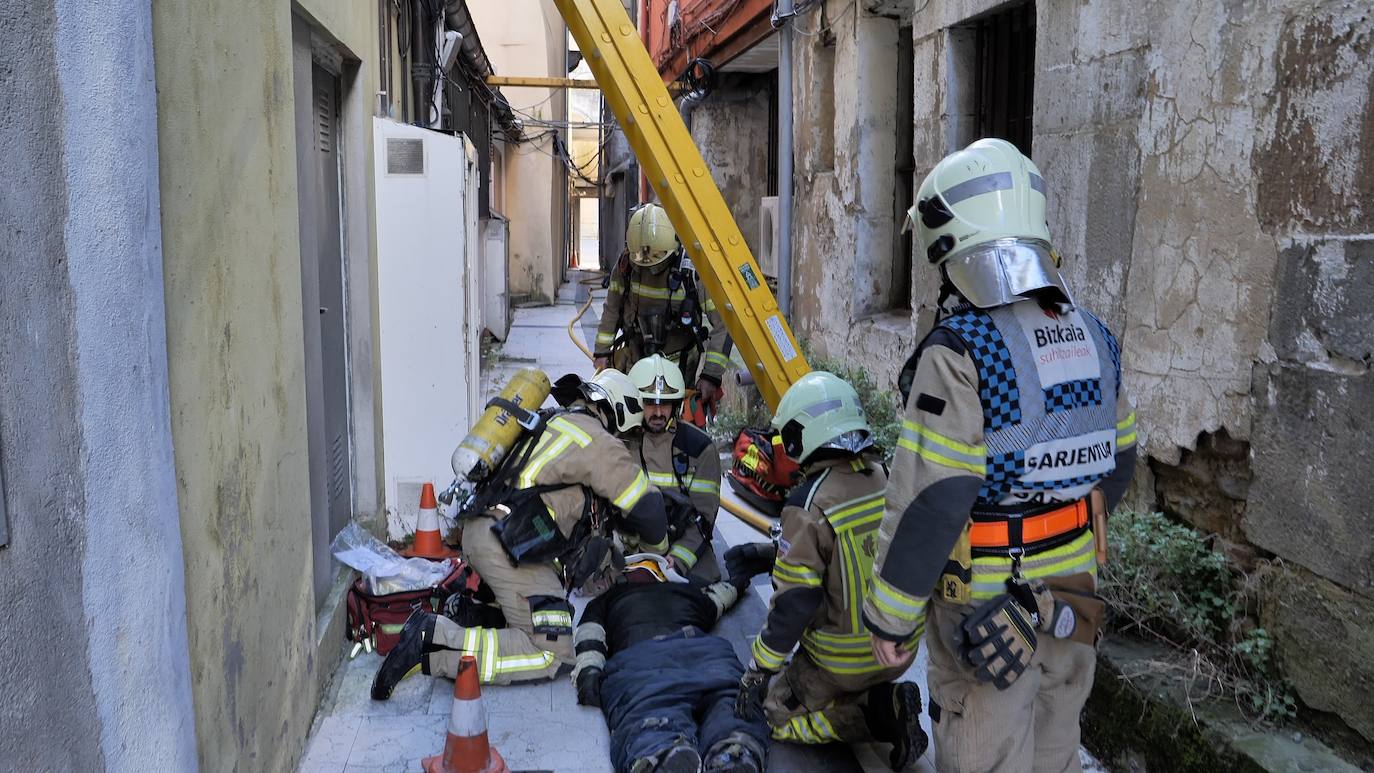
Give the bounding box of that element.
[757,195,780,278]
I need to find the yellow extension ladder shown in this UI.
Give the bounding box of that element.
[552,0,809,409]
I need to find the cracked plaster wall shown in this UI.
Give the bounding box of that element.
[911,0,1374,743]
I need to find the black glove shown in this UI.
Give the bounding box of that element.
[724,542,778,591]
[576,666,604,708]
[734,661,773,721]
[959,593,1038,690]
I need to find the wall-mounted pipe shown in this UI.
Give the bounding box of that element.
[776,0,795,319]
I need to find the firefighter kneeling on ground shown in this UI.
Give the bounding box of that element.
[622,354,723,582]
[372,369,670,695]
[594,203,732,416]
[863,138,1138,773]
[734,372,928,771]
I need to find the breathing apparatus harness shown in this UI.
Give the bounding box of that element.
[458,399,617,591]
[606,247,710,363]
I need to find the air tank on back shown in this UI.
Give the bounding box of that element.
[450,367,552,484]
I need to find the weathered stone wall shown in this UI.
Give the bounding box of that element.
[689,74,772,263]
[694,0,1373,741]
[789,3,913,376]
[898,0,1374,747]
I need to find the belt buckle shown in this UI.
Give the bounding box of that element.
[1007,545,1026,576]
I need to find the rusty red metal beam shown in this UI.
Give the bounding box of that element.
[643,0,775,82]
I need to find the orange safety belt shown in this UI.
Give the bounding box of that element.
[968,499,1090,549]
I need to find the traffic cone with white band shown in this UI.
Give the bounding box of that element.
[404,482,458,559]
[423,656,509,773]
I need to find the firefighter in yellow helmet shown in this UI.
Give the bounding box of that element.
[622,354,723,581]
[864,138,1138,772]
[735,372,927,771]
[594,203,733,412]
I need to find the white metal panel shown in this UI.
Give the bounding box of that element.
[481,216,510,340]
[373,118,478,538]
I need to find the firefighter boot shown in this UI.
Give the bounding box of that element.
[370,610,436,700]
[724,543,778,592]
[862,682,929,770]
[702,732,764,773]
[630,743,701,773]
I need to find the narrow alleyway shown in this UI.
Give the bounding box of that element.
[298,278,1099,773]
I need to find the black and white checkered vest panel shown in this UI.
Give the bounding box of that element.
[938,301,1122,507]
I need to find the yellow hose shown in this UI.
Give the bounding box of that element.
[566,273,606,362]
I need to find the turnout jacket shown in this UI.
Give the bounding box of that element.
[751,455,914,676]
[579,582,722,654]
[863,299,1138,640]
[594,256,732,384]
[624,422,722,578]
[516,411,670,553]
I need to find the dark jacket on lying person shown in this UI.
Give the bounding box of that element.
[571,552,774,773]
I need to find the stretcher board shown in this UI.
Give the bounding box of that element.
[718,474,778,536]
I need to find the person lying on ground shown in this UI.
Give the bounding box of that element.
[571,546,777,773]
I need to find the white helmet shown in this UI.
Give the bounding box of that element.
[907,138,1071,308]
[626,203,679,268]
[628,354,686,405]
[583,368,642,434]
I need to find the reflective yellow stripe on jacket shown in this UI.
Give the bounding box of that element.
[517,416,592,489]
[1117,411,1138,449]
[822,491,885,631]
[799,627,921,676]
[897,419,986,475]
[613,469,650,510]
[970,530,1098,602]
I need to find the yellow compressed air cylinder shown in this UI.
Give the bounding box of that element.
[450,368,552,482]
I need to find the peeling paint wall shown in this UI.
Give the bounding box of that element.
[472,0,567,304]
[152,0,320,769]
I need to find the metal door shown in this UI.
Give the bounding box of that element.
[312,64,354,547]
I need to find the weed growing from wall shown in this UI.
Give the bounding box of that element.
[1101,511,1296,723]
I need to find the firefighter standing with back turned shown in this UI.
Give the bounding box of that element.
[733,372,928,771]
[863,138,1139,773]
[594,203,732,414]
[372,369,670,694]
[623,354,723,581]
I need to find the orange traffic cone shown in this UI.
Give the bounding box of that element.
[403,482,458,560]
[423,656,509,773]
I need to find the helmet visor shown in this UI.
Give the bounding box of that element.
[943,239,1074,309]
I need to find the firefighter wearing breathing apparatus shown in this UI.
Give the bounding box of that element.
[594,203,733,411]
[863,138,1138,773]
[734,372,928,772]
[622,354,723,582]
[372,369,669,695]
